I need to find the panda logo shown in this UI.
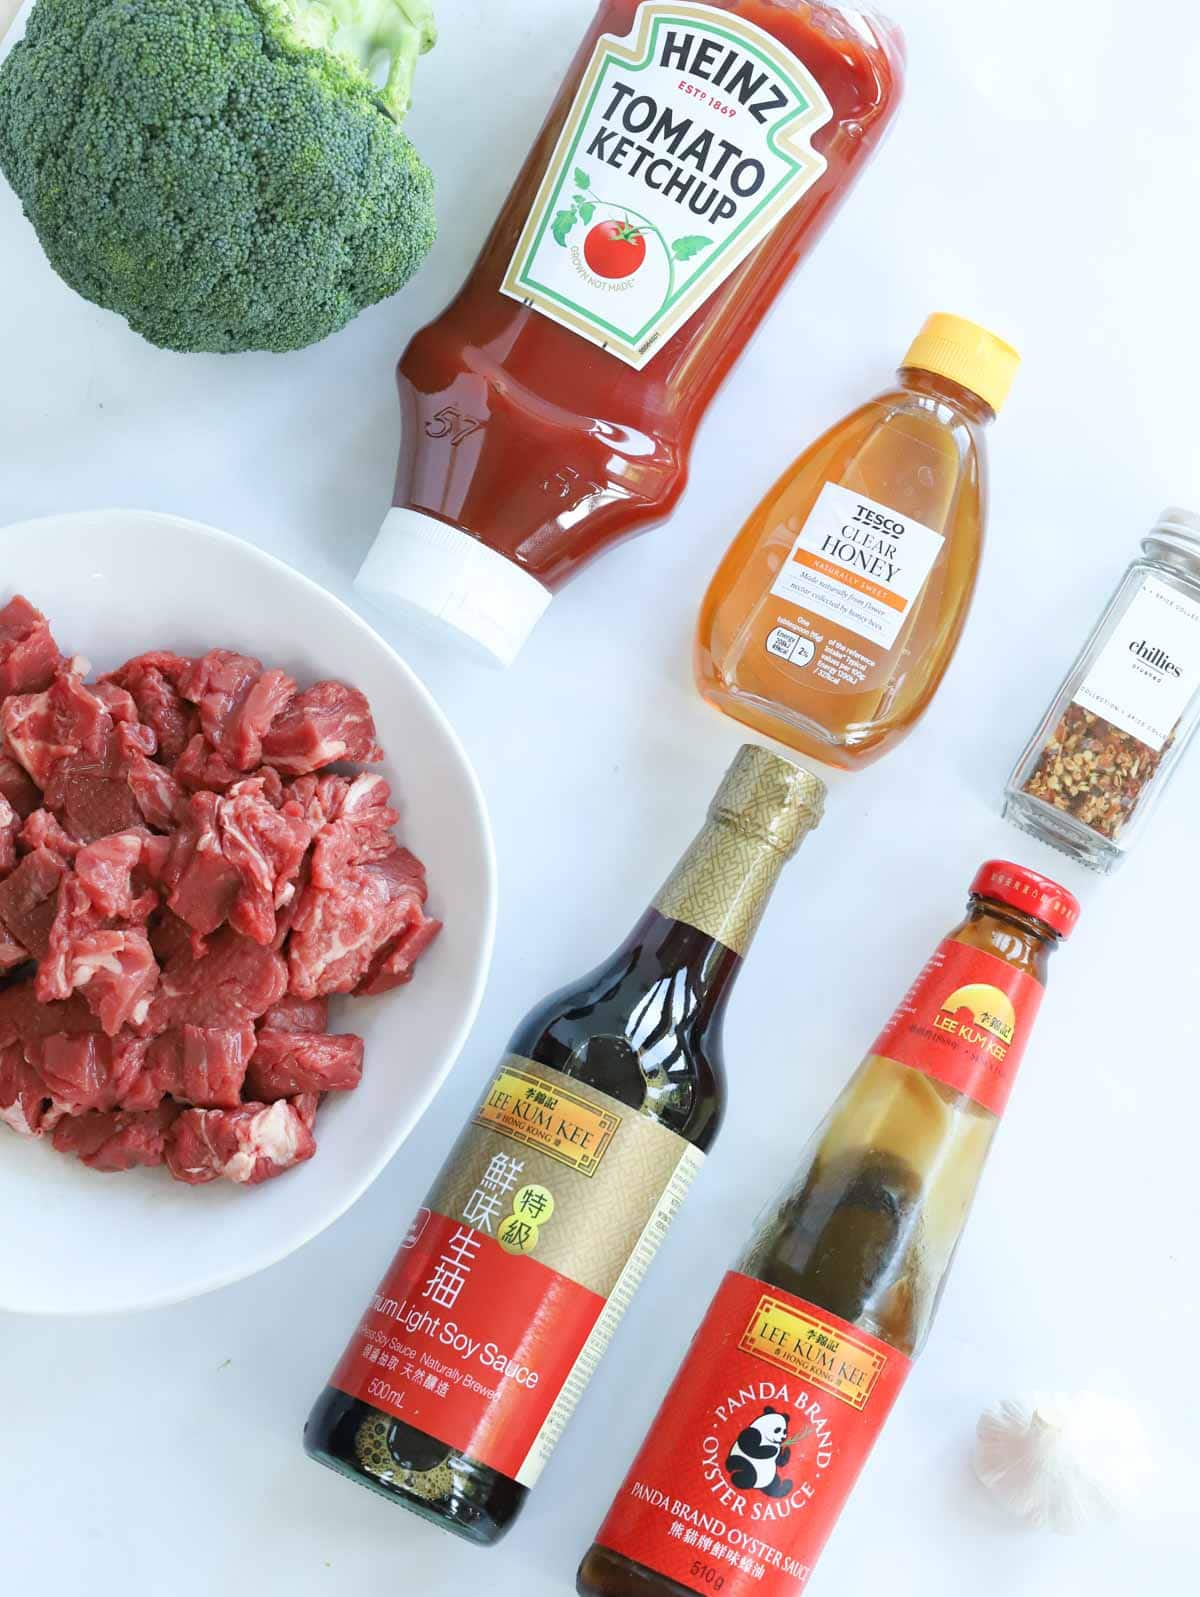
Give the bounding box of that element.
[724,1405,794,1498]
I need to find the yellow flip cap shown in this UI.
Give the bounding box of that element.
[902,313,1020,415]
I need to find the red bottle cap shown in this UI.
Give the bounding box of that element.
[969,860,1080,940]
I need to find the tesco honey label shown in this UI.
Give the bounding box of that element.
[594,1271,910,1596]
[331,1056,702,1486]
[502,2,832,369]
[770,483,946,662]
[871,938,1045,1117]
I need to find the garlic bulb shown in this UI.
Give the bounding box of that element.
[973,1392,1152,1533]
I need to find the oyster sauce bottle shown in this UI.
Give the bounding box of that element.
[305,745,825,1545]
[579,861,1078,1597]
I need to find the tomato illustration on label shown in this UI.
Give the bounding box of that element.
[584,219,648,279]
[552,166,712,299]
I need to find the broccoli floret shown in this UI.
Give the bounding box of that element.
[0,0,438,354]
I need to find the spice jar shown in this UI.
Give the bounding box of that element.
[1004,507,1200,871]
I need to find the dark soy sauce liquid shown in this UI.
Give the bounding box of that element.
[305,909,739,1545]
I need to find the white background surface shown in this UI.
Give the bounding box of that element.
[1,1,1197,1593]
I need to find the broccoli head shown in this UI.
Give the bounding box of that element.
[0,0,438,354]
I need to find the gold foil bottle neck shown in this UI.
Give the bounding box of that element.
[709,743,826,857]
[653,745,826,955]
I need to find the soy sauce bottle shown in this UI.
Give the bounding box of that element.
[579,861,1078,1597]
[305,745,825,1545]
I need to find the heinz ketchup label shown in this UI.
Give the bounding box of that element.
[871,938,1045,1117]
[502,2,833,369]
[594,1271,910,1595]
[331,1056,702,1486]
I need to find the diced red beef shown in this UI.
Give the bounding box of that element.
[358,912,443,997]
[89,681,139,724]
[178,651,296,772]
[1,670,112,789]
[144,926,287,1035]
[0,848,64,961]
[245,1029,363,1099]
[173,735,243,794]
[51,1102,179,1172]
[104,652,196,761]
[164,791,241,936]
[74,831,155,921]
[121,735,184,831]
[0,596,64,697]
[288,846,434,999]
[0,929,27,973]
[25,1030,151,1114]
[260,994,330,1034]
[18,808,79,862]
[0,982,100,1047]
[164,782,310,946]
[0,754,40,819]
[77,930,160,1036]
[262,681,382,774]
[164,1095,316,1185]
[0,1039,49,1135]
[147,1024,255,1109]
[309,774,399,885]
[0,795,17,876]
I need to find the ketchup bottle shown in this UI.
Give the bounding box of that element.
[357,2,904,664]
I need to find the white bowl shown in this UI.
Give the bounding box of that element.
[0,510,495,1315]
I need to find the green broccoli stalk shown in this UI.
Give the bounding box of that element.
[0,0,439,354]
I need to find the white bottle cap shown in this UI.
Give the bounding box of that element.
[355,508,553,668]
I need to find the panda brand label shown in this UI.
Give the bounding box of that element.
[770,483,946,660]
[501,2,832,369]
[593,1270,910,1596]
[1071,575,1200,752]
[871,938,1045,1118]
[330,1055,702,1486]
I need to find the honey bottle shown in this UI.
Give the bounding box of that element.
[695,315,1019,769]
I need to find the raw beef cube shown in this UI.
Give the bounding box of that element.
[0,928,27,973]
[77,930,160,1036]
[164,791,242,936]
[309,774,399,885]
[0,1040,49,1135]
[121,734,184,832]
[18,808,79,862]
[1,670,112,789]
[0,596,63,697]
[147,1024,254,1108]
[219,779,312,945]
[178,651,296,771]
[37,869,158,1033]
[104,652,196,761]
[0,754,40,819]
[144,927,287,1035]
[51,1102,178,1172]
[0,795,17,876]
[25,1030,150,1113]
[288,846,432,999]
[74,832,155,920]
[0,981,99,1047]
[358,913,442,997]
[245,1030,364,1099]
[0,849,64,960]
[50,770,143,842]
[173,734,245,795]
[260,994,330,1034]
[89,681,139,724]
[165,1096,316,1185]
[262,681,382,774]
